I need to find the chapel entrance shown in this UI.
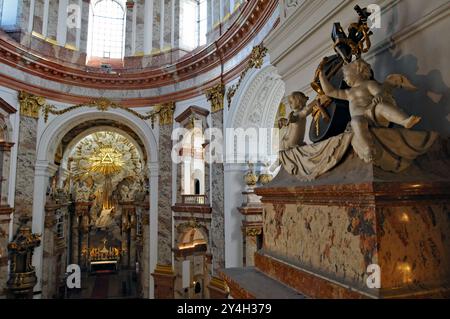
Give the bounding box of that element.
[43,122,150,299]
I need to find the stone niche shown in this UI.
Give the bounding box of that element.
[250,138,450,299]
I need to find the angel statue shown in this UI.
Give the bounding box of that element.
[319,58,421,162]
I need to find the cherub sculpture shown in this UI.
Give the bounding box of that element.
[279,92,312,150]
[319,58,421,161]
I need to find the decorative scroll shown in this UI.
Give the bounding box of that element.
[226,43,268,106]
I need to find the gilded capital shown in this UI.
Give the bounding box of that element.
[155,102,175,125]
[18,91,46,118]
[206,83,225,113]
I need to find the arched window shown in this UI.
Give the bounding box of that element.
[87,0,126,59]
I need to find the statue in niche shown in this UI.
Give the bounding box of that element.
[319,58,421,161]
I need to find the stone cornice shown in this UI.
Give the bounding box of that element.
[255,181,450,207]
[0,51,251,107]
[0,0,278,92]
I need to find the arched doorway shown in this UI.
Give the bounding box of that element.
[31,107,159,299]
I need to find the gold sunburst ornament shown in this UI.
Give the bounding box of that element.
[89,146,124,175]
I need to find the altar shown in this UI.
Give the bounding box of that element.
[90,260,118,273]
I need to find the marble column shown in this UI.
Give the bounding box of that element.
[45,0,58,40]
[74,202,90,269]
[79,0,90,53]
[135,0,145,55]
[210,110,224,271]
[42,202,57,298]
[159,0,164,51]
[152,0,160,53]
[143,0,153,54]
[33,0,44,34]
[157,111,174,265]
[14,116,38,233]
[124,0,135,56]
[140,205,150,297]
[56,0,68,45]
[206,84,226,271]
[66,0,79,48]
[22,0,34,34]
[0,140,14,298]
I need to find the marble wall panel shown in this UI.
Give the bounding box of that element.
[263,201,450,292]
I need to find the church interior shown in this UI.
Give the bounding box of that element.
[0,0,449,300]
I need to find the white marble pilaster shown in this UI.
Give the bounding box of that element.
[31,160,58,298]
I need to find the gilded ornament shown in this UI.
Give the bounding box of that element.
[245,227,262,237]
[226,44,268,107]
[206,83,225,113]
[244,163,258,187]
[18,91,46,118]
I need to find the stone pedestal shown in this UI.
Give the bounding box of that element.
[207,276,229,299]
[222,142,450,298]
[152,264,175,299]
[238,190,263,267]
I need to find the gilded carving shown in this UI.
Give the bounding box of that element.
[153,102,176,126]
[42,96,163,124]
[18,91,46,118]
[245,227,262,237]
[206,83,225,113]
[227,44,268,106]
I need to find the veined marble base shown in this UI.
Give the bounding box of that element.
[222,139,450,298]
